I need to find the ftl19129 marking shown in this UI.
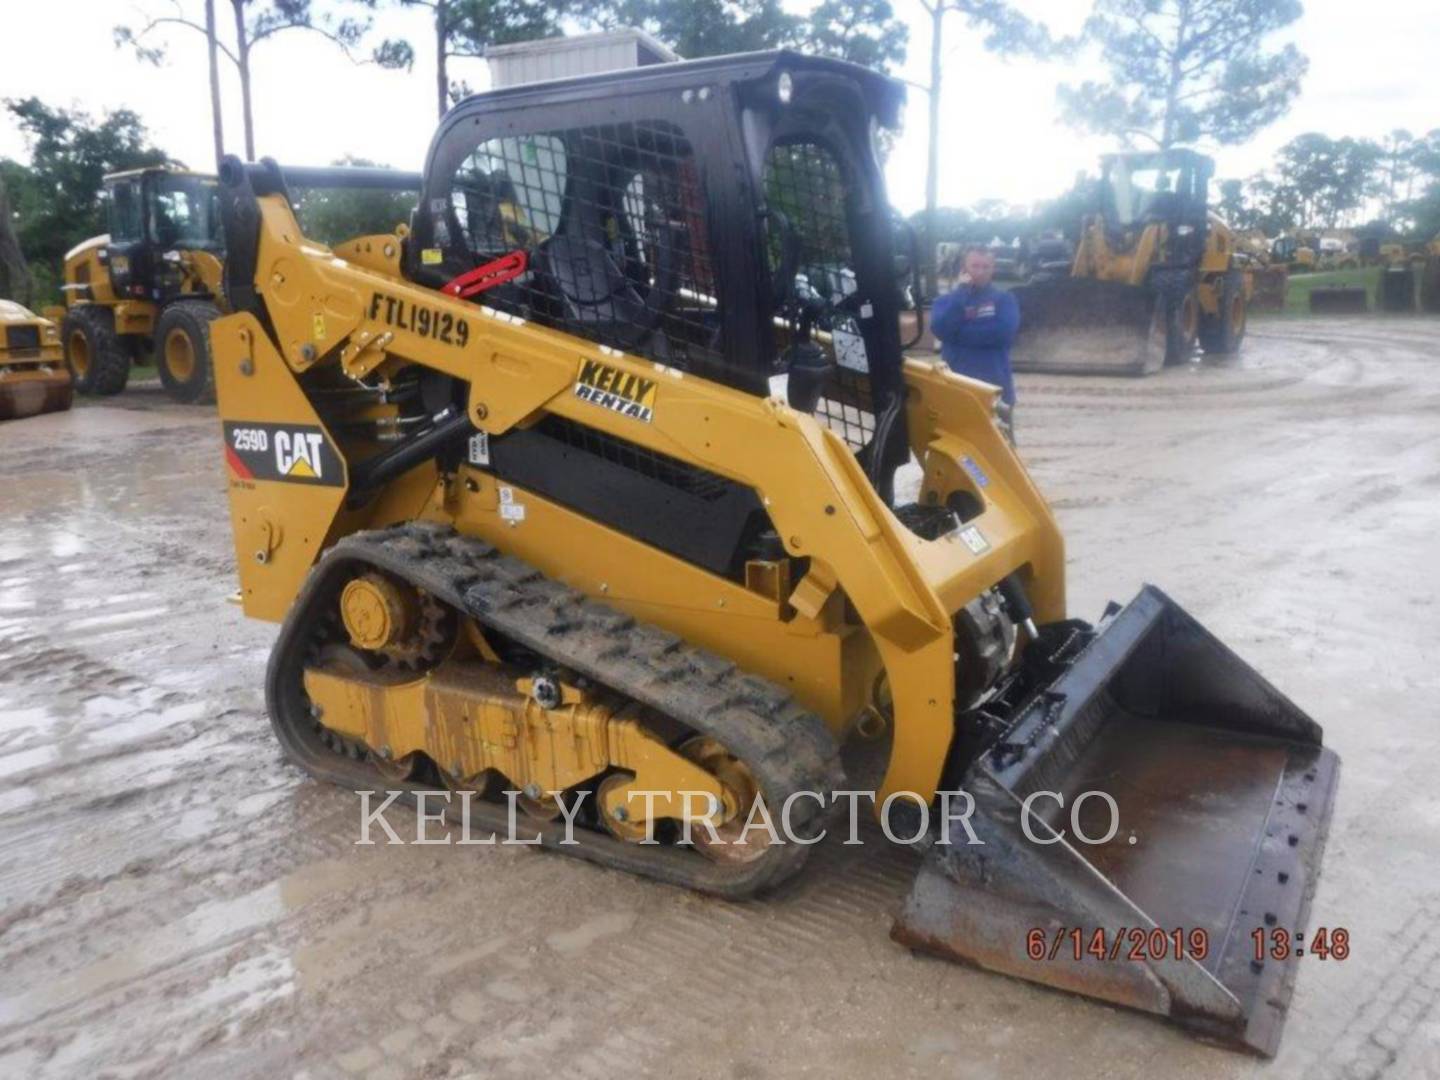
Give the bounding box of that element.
[369,291,470,347]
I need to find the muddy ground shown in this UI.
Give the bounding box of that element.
[1,315,1437,1079]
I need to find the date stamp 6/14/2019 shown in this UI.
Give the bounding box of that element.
[1026,926,1353,964]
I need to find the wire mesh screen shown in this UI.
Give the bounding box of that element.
[434,120,720,371]
[763,140,876,451]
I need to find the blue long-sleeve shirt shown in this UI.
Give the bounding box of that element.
[931,284,1020,406]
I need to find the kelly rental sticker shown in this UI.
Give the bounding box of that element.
[573,357,656,423]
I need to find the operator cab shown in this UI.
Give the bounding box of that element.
[101,167,222,301]
[1099,149,1212,267]
[409,51,910,487]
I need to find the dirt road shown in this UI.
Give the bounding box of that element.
[2,317,1438,1078]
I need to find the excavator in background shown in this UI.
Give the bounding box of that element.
[1010,149,1251,375]
[211,52,1338,1056]
[58,167,227,403]
[0,300,71,420]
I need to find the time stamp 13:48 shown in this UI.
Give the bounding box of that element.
[1025,926,1351,963]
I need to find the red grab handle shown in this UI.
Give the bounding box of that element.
[442,250,529,300]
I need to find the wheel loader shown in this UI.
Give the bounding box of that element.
[1011,149,1252,375]
[210,52,1338,1056]
[60,165,422,403]
[60,167,228,403]
[0,300,71,420]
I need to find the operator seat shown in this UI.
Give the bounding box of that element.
[535,172,678,359]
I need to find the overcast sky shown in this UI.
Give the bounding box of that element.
[0,0,1434,215]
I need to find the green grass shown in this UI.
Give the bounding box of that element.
[1267,265,1382,317]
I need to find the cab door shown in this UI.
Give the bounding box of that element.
[104,177,153,300]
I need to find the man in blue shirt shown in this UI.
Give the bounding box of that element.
[930,247,1021,439]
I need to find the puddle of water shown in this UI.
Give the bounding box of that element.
[63,606,172,632]
[59,591,161,612]
[0,865,338,1030]
[0,890,282,1027]
[186,942,295,1015]
[0,704,57,737]
[0,783,38,816]
[0,743,61,781]
[86,700,206,747]
[48,532,87,559]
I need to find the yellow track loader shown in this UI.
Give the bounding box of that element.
[210,52,1338,1056]
[1011,150,1252,375]
[0,300,71,420]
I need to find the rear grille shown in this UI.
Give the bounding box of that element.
[5,325,41,356]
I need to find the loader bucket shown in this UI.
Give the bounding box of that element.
[1250,265,1289,312]
[1422,256,1440,314]
[1009,278,1160,376]
[1308,285,1368,314]
[1379,268,1417,313]
[893,586,1339,1057]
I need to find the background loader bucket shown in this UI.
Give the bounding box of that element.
[893,586,1339,1056]
[1379,268,1418,313]
[1250,265,1290,312]
[1309,285,1369,314]
[1422,256,1440,313]
[1010,278,1159,375]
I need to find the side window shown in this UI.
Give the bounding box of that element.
[108,181,143,243]
[434,120,719,370]
[448,135,566,255]
[764,140,856,307]
[152,187,195,245]
[763,140,873,451]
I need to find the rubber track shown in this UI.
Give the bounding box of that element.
[266,521,846,898]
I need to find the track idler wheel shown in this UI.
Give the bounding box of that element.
[677,735,768,865]
[339,571,454,671]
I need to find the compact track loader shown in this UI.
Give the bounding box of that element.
[1012,149,1252,375]
[0,300,71,420]
[211,52,1338,1055]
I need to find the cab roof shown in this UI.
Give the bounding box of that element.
[448,49,906,129]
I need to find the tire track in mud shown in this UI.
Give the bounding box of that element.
[0,421,216,480]
[1281,895,1440,1080]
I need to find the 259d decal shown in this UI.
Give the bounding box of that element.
[223,422,344,487]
